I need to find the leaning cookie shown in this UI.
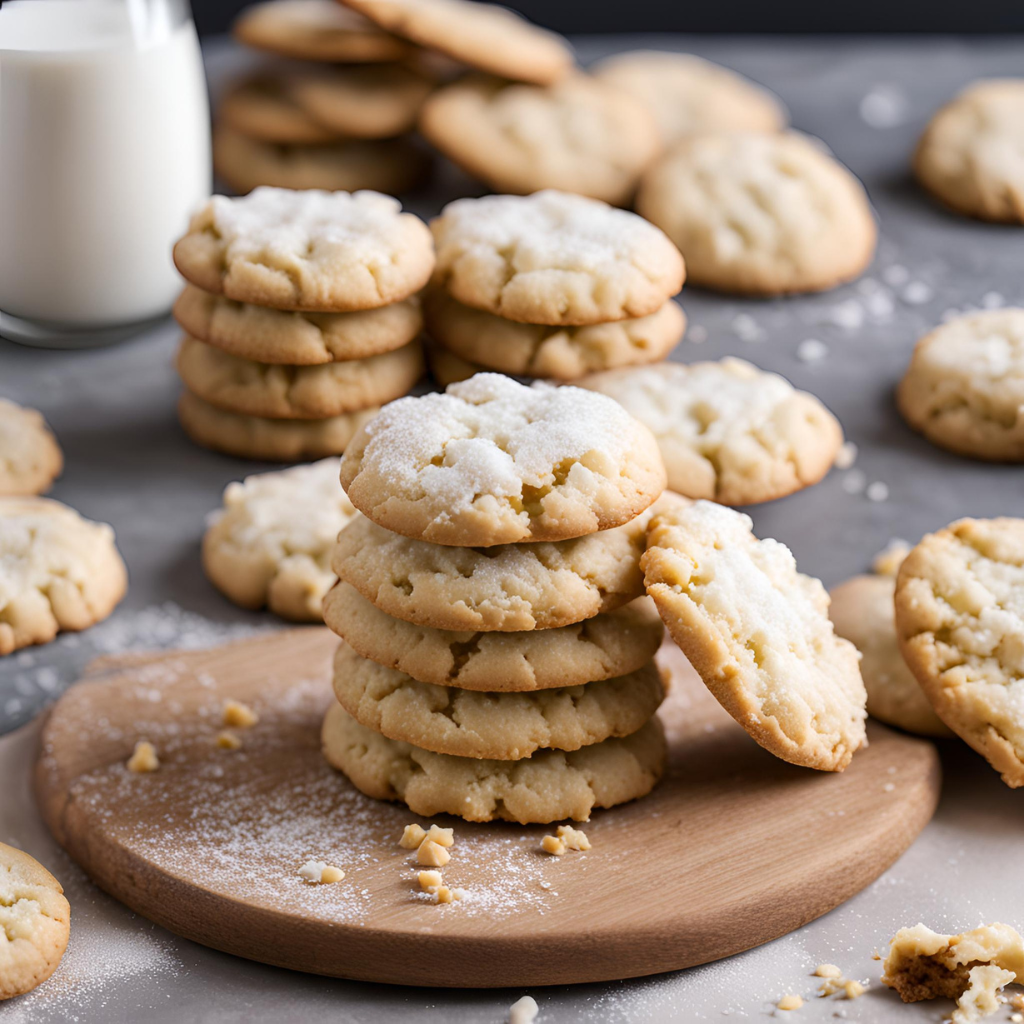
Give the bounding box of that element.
[0,399,63,497]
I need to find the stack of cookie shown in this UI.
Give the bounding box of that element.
[321,373,672,824]
[171,187,433,461]
[422,191,687,385]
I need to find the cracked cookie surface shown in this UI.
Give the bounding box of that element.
[0,400,62,497]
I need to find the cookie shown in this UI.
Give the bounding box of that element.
[426,342,478,388]
[178,391,378,461]
[212,127,429,202]
[174,187,435,313]
[897,310,1024,463]
[337,0,574,85]
[894,517,1024,787]
[202,459,356,622]
[636,131,876,295]
[0,399,63,497]
[173,286,422,366]
[233,0,410,63]
[218,74,338,144]
[0,842,71,1001]
[332,501,663,631]
[0,497,127,656]
[323,583,665,691]
[430,191,685,327]
[914,79,1024,223]
[419,73,660,207]
[579,358,843,505]
[591,51,786,146]
[339,373,666,546]
[332,642,665,759]
[642,500,867,771]
[322,701,665,823]
[176,336,423,419]
[424,290,685,380]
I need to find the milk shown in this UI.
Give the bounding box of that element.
[0,0,211,329]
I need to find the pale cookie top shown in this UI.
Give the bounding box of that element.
[897,309,1024,462]
[0,842,71,1001]
[915,79,1024,223]
[337,0,574,85]
[339,373,667,546]
[591,51,786,146]
[173,187,435,313]
[202,459,356,622]
[430,191,685,326]
[580,358,842,505]
[643,500,867,771]
[895,517,1024,787]
[418,74,661,208]
[636,131,876,296]
[0,399,63,497]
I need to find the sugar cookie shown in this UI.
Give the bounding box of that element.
[0,399,63,497]
[218,74,338,144]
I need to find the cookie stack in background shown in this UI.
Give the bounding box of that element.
[321,373,672,824]
[171,186,433,461]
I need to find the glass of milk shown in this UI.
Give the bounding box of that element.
[0,0,211,347]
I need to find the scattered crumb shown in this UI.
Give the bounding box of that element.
[1011,994,1024,1011]
[434,885,467,905]
[556,825,590,851]
[417,839,451,867]
[866,481,889,502]
[399,823,427,849]
[902,282,933,305]
[223,699,258,728]
[425,824,454,848]
[418,870,442,891]
[981,291,1004,309]
[1010,1013,1022,1022]
[841,469,866,495]
[541,835,566,856]
[844,980,866,999]
[834,442,858,470]
[126,740,159,773]
[883,782,896,793]
[216,730,242,750]
[872,539,911,577]
[509,995,539,1024]
[815,964,843,979]
[819,978,843,997]
[777,994,804,1011]
[731,313,763,343]
[687,324,708,344]
[859,84,910,128]
[797,339,829,363]
[825,299,865,331]
[298,860,344,884]
[883,264,910,287]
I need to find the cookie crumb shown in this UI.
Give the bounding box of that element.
[901,281,933,305]
[418,870,442,891]
[127,740,159,773]
[866,481,889,502]
[843,980,866,999]
[777,994,803,1011]
[298,860,344,884]
[434,885,466,904]
[399,823,427,849]
[556,825,591,851]
[841,469,866,495]
[834,442,858,470]
[216,730,242,750]
[425,824,455,848]
[223,699,258,728]
[815,964,843,979]
[509,995,539,1024]
[1010,1013,1022,1022]
[417,839,451,867]
[797,339,829,363]
[541,835,566,856]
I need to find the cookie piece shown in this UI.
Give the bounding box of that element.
[430,191,685,327]
[424,290,685,380]
[579,358,842,505]
[0,498,127,655]
[894,517,1024,787]
[0,842,71,1001]
[178,391,378,461]
[332,642,665,759]
[914,79,1024,223]
[0,399,63,497]
[322,701,665,823]
[642,500,867,771]
[426,342,478,388]
[218,74,338,144]
[339,373,666,546]
[203,459,355,622]
[337,0,573,85]
[636,131,876,296]
[176,336,423,419]
[173,286,422,366]
[591,51,786,146]
[174,187,435,312]
[324,583,664,691]
[897,310,1024,462]
[419,74,660,207]
[233,0,410,63]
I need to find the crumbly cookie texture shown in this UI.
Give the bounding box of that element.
[178,391,378,461]
[218,73,338,144]
[0,498,127,656]
[202,459,356,622]
[176,336,423,419]
[897,309,1024,462]
[591,50,786,146]
[424,290,685,381]
[173,286,422,366]
[322,702,666,823]
[324,583,665,691]
[0,399,63,497]
[636,131,876,296]
[914,79,1024,223]
[430,191,685,326]
[580,358,843,505]
[894,517,1024,786]
[419,74,660,207]
[339,373,666,546]
[643,501,867,771]
[173,187,435,312]
[337,0,574,85]
[332,642,665,759]
[0,842,71,1001]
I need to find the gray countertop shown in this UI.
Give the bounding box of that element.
[2,33,1024,1024]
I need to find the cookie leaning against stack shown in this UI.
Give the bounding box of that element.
[172,187,431,460]
[322,373,670,823]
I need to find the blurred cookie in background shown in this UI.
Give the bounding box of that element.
[0,399,62,497]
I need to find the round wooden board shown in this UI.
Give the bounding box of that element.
[35,628,941,989]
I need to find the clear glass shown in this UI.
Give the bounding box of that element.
[0,0,211,348]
